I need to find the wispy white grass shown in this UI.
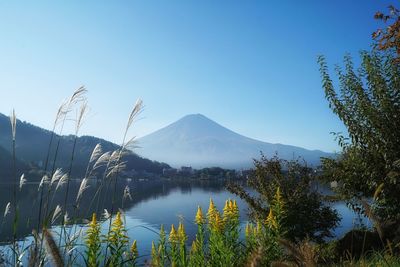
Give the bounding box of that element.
[89,144,103,165]
[55,174,69,191]
[10,109,16,141]
[51,205,62,224]
[3,202,11,218]
[76,178,89,203]
[51,169,64,186]
[38,175,49,191]
[123,186,133,201]
[19,174,26,191]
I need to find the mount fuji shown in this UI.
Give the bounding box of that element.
[136,114,333,169]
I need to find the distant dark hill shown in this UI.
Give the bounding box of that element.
[137,114,334,168]
[0,145,30,182]
[0,113,169,180]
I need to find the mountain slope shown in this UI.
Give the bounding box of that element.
[0,113,169,180]
[137,114,333,168]
[0,145,29,182]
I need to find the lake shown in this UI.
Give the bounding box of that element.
[0,179,368,263]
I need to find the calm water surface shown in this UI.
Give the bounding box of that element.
[0,179,368,262]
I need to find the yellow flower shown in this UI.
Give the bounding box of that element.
[86,213,100,244]
[229,199,234,210]
[232,200,239,220]
[233,200,239,214]
[245,222,252,238]
[223,199,240,223]
[207,198,225,231]
[108,211,128,244]
[85,213,101,266]
[151,241,159,266]
[151,241,156,254]
[223,200,230,216]
[195,206,205,224]
[266,209,278,229]
[106,211,129,266]
[190,240,198,253]
[256,221,262,234]
[276,187,283,203]
[213,212,224,232]
[207,198,218,221]
[89,213,97,226]
[130,240,138,258]
[112,212,122,230]
[169,224,179,243]
[160,224,165,235]
[178,222,187,242]
[253,227,258,236]
[223,199,234,220]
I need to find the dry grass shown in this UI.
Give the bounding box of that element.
[43,228,64,267]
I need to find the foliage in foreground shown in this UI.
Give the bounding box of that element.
[0,88,146,266]
[317,3,400,227]
[38,193,398,267]
[318,51,400,258]
[77,190,285,267]
[228,155,340,243]
[318,50,400,223]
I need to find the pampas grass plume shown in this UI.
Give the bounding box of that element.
[43,228,64,267]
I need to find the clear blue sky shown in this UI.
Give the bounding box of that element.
[0,1,393,152]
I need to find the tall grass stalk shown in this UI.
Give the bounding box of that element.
[10,109,18,266]
[36,87,87,264]
[63,146,111,266]
[86,150,114,217]
[43,228,64,267]
[81,149,111,218]
[66,145,108,247]
[97,156,117,215]
[42,86,87,223]
[36,99,67,232]
[34,99,68,266]
[58,101,88,251]
[81,143,103,216]
[103,99,143,265]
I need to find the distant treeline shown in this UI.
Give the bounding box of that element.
[0,113,170,182]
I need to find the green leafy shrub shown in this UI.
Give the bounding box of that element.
[228,155,340,243]
[318,51,400,223]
